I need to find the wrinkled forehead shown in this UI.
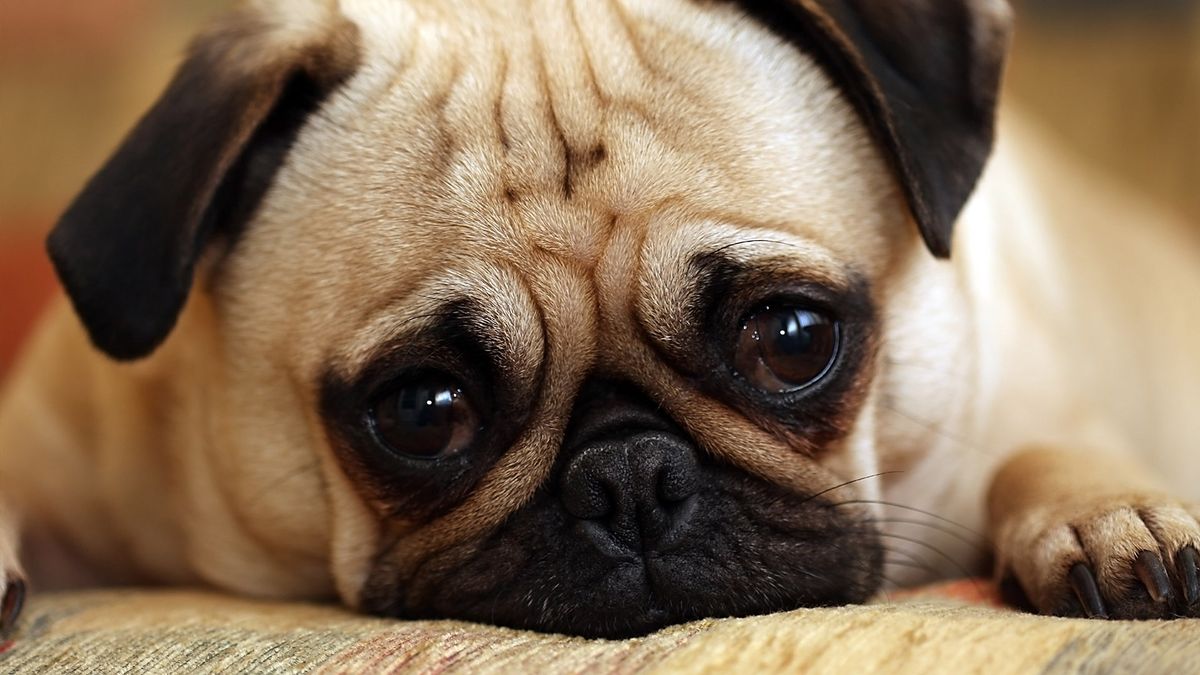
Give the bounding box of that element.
[333,0,897,237]
[229,0,904,374]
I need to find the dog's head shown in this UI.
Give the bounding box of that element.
[46,0,1010,637]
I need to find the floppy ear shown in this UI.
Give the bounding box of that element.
[47,7,359,360]
[736,0,1013,257]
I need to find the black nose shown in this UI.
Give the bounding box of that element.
[561,432,701,557]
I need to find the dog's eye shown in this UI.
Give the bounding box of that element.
[368,373,480,459]
[733,306,839,392]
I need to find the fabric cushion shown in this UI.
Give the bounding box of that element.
[3,581,1197,673]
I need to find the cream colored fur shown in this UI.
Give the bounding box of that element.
[0,0,1197,621]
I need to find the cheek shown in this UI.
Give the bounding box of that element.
[166,291,337,595]
[172,354,337,598]
[640,377,865,495]
[819,390,884,503]
[208,361,335,557]
[319,439,385,606]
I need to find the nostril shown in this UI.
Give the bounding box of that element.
[656,492,700,552]
[574,520,636,562]
[563,479,611,520]
[656,458,699,506]
[658,473,694,505]
[562,461,615,520]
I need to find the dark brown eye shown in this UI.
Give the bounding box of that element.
[368,373,480,459]
[733,305,839,392]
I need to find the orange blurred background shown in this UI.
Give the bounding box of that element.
[1,0,1199,376]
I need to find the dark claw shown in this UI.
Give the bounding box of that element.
[1133,550,1173,604]
[0,577,25,637]
[1181,546,1199,607]
[1069,563,1108,619]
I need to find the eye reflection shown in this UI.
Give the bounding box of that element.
[733,306,839,393]
[369,373,480,459]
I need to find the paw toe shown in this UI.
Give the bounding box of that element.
[1176,546,1199,616]
[1065,563,1107,619]
[0,575,25,637]
[1104,549,1176,620]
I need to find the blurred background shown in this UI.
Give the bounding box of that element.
[1,0,1199,376]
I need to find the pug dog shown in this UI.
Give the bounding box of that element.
[1,0,1198,639]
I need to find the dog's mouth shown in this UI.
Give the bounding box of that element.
[360,446,882,638]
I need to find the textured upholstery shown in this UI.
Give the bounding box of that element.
[2,582,1198,674]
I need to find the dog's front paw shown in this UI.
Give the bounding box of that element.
[998,497,1200,619]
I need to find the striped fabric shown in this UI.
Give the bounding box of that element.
[2,583,1197,674]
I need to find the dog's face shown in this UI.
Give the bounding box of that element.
[46,0,1010,637]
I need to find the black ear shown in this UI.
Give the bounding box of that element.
[735,0,1013,257]
[47,10,359,360]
